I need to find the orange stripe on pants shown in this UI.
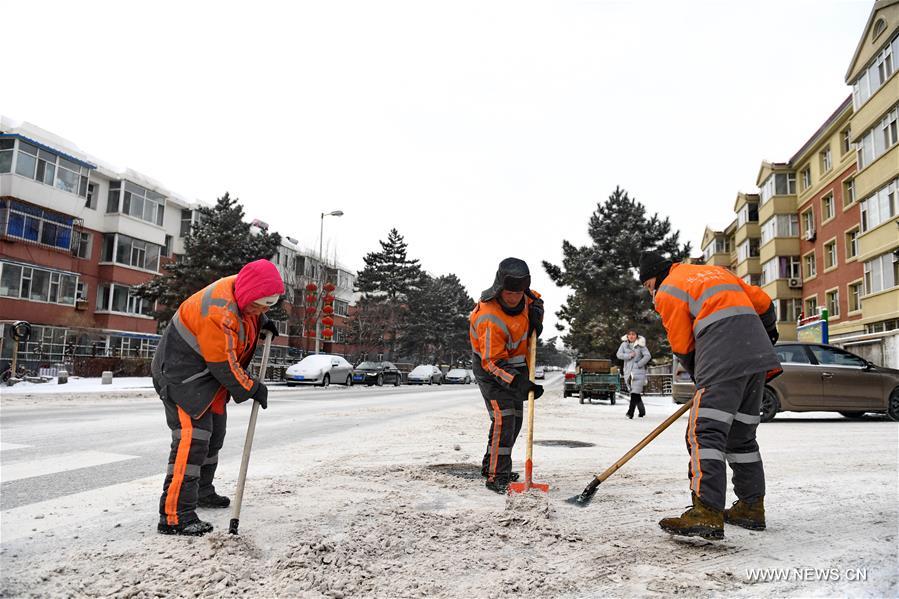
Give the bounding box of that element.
[488,400,503,481]
[165,407,194,525]
[688,388,705,498]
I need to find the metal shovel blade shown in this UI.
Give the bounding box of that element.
[565,480,601,507]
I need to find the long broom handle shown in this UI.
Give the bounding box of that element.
[524,334,538,471]
[230,331,273,524]
[591,394,694,485]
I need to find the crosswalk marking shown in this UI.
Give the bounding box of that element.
[0,443,31,452]
[1,451,139,483]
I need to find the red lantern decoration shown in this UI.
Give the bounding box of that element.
[305,307,316,315]
[324,294,336,303]
[305,283,318,292]
[322,328,334,338]
[322,305,334,314]
[305,330,316,337]
[305,294,316,304]
[322,316,334,326]
[323,283,336,292]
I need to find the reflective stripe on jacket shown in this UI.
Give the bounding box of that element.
[151,275,260,418]
[654,263,780,386]
[469,291,540,389]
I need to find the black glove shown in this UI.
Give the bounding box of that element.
[512,374,544,400]
[251,382,268,409]
[767,327,779,346]
[528,297,544,337]
[260,317,279,340]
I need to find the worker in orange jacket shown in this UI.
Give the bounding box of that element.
[469,258,544,494]
[151,259,283,536]
[639,252,780,540]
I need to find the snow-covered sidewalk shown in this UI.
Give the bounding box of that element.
[1,384,896,597]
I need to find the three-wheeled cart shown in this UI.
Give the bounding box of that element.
[571,358,619,404]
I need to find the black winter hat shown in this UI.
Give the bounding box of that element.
[480,257,531,301]
[639,252,673,284]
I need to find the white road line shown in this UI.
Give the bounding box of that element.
[1,451,139,483]
[0,443,31,452]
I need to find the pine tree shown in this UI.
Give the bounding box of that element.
[353,229,426,357]
[136,193,281,326]
[398,274,474,364]
[543,186,691,361]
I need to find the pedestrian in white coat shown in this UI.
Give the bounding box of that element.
[617,329,651,418]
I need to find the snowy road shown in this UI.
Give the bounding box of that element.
[1,373,897,598]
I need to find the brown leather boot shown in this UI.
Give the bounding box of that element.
[724,496,766,530]
[659,494,724,540]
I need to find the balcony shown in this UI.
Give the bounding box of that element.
[759,238,801,264]
[103,213,166,246]
[857,216,899,262]
[850,75,899,144]
[854,144,899,199]
[734,223,760,246]
[758,195,797,224]
[860,287,899,323]
[761,279,803,300]
[735,257,761,279]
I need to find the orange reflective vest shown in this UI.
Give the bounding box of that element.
[654,263,779,385]
[151,275,260,418]
[469,291,540,388]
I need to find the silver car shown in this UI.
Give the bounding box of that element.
[285,354,354,387]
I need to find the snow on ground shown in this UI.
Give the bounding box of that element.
[1,383,897,598]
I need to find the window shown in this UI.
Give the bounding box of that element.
[842,178,855,207]
[106,180,165,226]
[859,177,898,232]
[0,138,13,172]
[8,139,90,197]
[840,128,852,155]
[821,193,834,221]
[826,289,840,318]
[85,183,97,210]
[800,166,812,191]
[849,281,863,312]
[164,235,174,258]
[852,32,898,110]
[866,319,899,334]
[102,233,162,272]
[0,261,78,305]
[804,252,817,279]
[702,236,731,261]
[777,299,803,323]
[809,345,866,368]
[823,240,837,270]
[759,173,796,204]
[775,345,811,364]
[760,256,800,285]
[333,299,349,317]
[801,208,815,236]
[805,295,818,317]
[96,283,153,316]
[845,228,859,260]
[857,105,899,170]
[737,238,760,262]
[820,146,832,173]
[180,209,194,237]
[760,214,799,244]
[742,274,761,286]
[73,231,92,259]
[737,202,759,227]
[1,199,75,251]
[864,252,899,295]
[76,281,88,302]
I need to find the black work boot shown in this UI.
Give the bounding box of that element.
[724,496,766,530]
[658,494,724,540]
[485,476,512,494]
[157,519,213,536]
[481,468,519,482]
[197,492,230,508]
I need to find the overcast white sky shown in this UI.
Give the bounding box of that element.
[3,0,872,340]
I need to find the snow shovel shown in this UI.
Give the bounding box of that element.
[229,330,273,535]
[566,390,697,507]
[508,333,549,495]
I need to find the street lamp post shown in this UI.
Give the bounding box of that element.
[316,210,344,354]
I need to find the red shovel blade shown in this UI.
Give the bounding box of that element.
[507,459,549,494]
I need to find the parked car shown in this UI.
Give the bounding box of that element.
[673,342,899,422]
[407,364,443,385]
[445,368,472,384]
[535,365,545,380]
[671,356,695,404]
[352,361,402,386]
[285,354,353,387]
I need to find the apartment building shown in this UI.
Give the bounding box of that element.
[845,0,899,340]
[0,118,358,370]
